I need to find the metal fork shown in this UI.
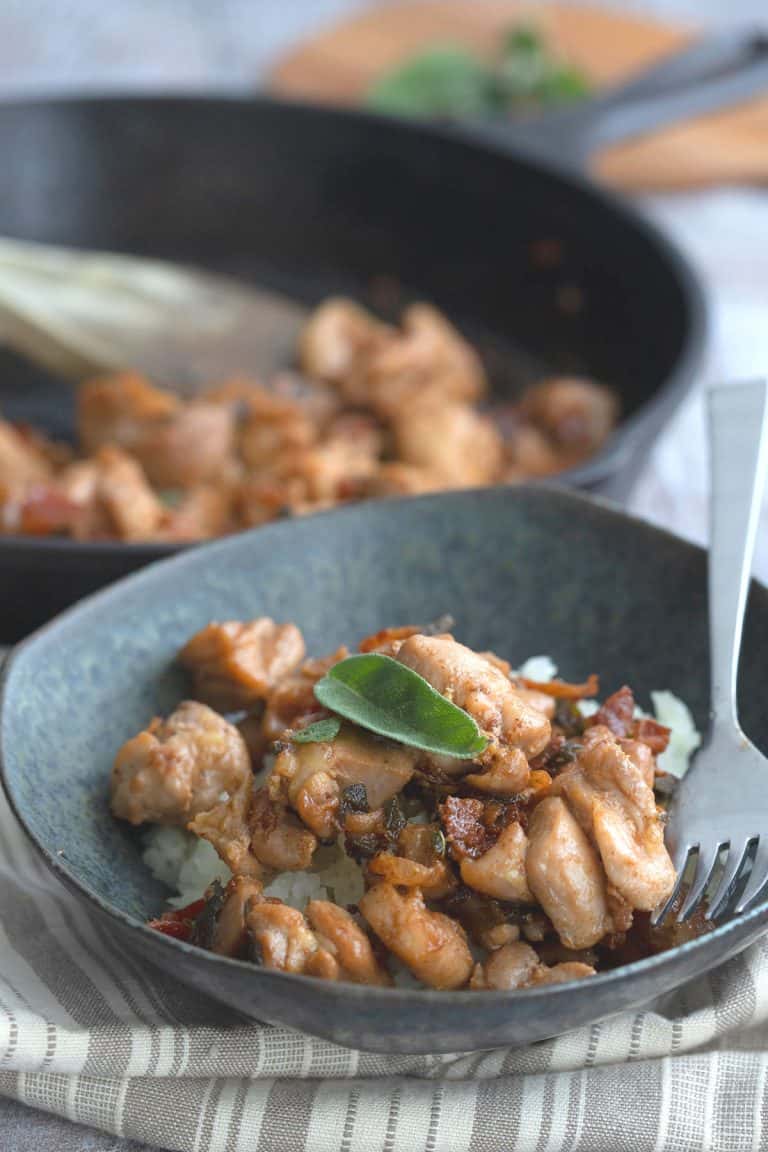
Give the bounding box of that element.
[655,379,768,926]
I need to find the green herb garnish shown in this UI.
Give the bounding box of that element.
[367,22,588,120]
[291,716,342,744]
[313,653,487,759]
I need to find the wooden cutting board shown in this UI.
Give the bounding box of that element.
[267,1,768,191]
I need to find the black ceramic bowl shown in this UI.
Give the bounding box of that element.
[3,486,767,1054]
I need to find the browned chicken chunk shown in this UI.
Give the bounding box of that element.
[553,724,675,910]
[526,796,610,950]
[520,377,619,464]
[87,446,165,540]
[0,421,51,489]
[460,821,532,903]
[359,882,473,990]
[210,875,265,958]
[397,634,550,790]
[245,900,337,977]
[179,618,306,711]
[79,373,234,490]
[111,701,252,827]
[390,400,503,488]
[305,900,391,985]
[248,787,318,871]
[470,941,595,991]
[300,298,390,388]
[271,724,417,840]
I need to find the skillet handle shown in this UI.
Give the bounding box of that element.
[481,29,768,168]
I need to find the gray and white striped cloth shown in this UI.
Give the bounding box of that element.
[2,784,768,1152]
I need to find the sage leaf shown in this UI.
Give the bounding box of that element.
[313,653,487,758]
[291,716,341,744]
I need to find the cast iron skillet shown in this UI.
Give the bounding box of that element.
[0,32,766,640]
[3,485,768,1054]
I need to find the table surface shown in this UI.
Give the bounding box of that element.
[1,0,767,1148]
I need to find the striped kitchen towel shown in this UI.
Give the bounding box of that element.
[1,782,768,1152]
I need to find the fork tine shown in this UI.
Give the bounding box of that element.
[707,838,755,921]
[678,843,727,923]
[652,843,693,926]
[735,838,768,914]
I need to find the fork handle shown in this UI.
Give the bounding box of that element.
[708,380,768,729]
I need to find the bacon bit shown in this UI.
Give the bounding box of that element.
[358,625,421,653]
[440,797,496,860]
[632,717,671,754]
[521,673,599,700]
[589,685,635,737]
[439,796,527,860]
[147,897,206,943]
[19,487,81,536]
[588,686,671,753]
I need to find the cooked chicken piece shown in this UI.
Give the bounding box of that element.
[526,796,610,950]
[232,474,305,528]
[249,787,318,871]
[305,900,391,985]
[189,781,261,878]
[464,747,531,796]
[520,377,618,463]
[239,386,317,471]
[300,298,390,388]
[397,634,550,789]
[460,821,532,902]
[619,739,655,790]
[159,484,233,541]
[369,824,455,898]
[502,424,563,480]
[210,876,265,958]
[285,433,377,504]
[359,882,473,990]
[364,304,486,415]
[79,372,234,490]
[391,401,502,488]
[271,724,416,839]
[86,446,164,540]
[138,403,235,490]
[245,900,337,977]
[554,725,675,911]
[363,462,451,498]
[78,372,178,453]
[514,687,557,719]
[470,941,595,991]
[261,647,348,742]
[111,701,252,827]
[0,421,52,489]
[179,618,306,711]
[482,923,522,950]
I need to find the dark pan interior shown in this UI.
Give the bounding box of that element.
[0,97,700,438]
[0,97,705,642]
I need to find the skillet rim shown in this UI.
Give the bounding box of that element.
[2,482,766,1012]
